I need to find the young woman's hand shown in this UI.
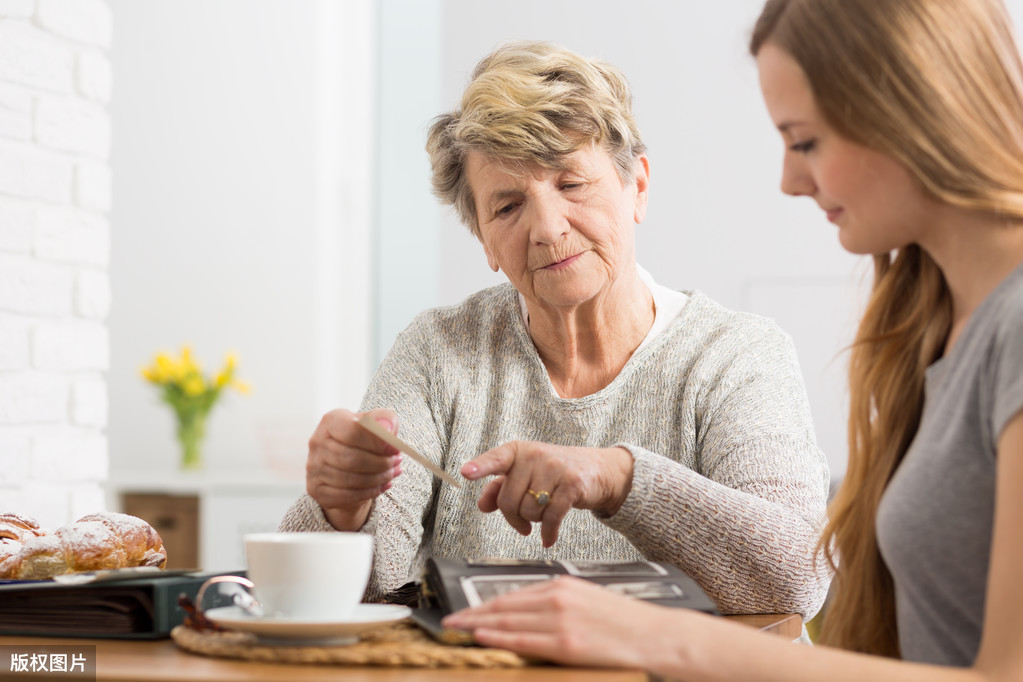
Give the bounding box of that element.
[441,575,683,669]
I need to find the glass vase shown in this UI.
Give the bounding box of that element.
[177,411,207,471]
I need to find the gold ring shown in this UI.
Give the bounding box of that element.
[527,489,551,507]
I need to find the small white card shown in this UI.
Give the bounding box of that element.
[355,415,462,488]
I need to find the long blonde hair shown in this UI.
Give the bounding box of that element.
[751,0,1023,656]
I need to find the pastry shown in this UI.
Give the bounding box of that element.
[76,512,168,571]
[0,513,46,568]
[0,512,46,543]
[0,512,168,580]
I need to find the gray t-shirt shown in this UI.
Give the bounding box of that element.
[876,261,1023,666]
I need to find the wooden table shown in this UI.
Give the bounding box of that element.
[0,614,800,681]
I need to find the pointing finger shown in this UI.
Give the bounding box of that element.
[539,490,572,548]
[462,442,516,480]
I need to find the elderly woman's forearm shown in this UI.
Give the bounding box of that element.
[601,446,831,619]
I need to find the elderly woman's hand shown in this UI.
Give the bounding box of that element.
[461,442,634,547]
[306,408,403,532]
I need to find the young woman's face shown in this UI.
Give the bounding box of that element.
[756,43,936,255]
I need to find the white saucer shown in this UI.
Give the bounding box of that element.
[204,604,412,646]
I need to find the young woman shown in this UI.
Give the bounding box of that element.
[442,1,1023,678]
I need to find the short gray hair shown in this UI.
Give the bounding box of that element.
[426,40,647,237]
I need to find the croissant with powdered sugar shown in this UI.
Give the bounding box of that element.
[0,513,47,567]
[0,512,167,580]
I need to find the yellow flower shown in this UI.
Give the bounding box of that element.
[142,347,249,422]
[155,353,177,383]
[214,352,237,388]
[181,345,202,375]
[181,373,206,397]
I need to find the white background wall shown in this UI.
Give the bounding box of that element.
[107,0,373,480]
[105,0,863,486]
[103,0,1023,489]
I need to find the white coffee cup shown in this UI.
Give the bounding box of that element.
[243,532,373,620]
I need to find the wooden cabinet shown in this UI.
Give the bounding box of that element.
[108,473,304,572]
[121,493,200,570]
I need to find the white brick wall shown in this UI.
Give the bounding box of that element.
[0,0,111,529]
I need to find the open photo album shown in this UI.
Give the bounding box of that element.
[411,557,719,644]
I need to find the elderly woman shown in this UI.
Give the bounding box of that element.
[280,41,830,621]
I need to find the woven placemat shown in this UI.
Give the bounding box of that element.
[170,621,527,668]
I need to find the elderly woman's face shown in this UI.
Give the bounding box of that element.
[467,145,650,312]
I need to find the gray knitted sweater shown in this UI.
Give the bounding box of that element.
[280,283,832,619]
